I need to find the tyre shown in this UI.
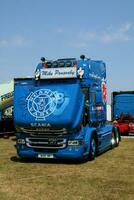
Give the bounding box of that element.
[89,134,97,161]
[111,128,120,148]
[114,128,120,147]
[111,131,116,149]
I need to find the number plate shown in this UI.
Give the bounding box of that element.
[38,154,54,159]
[129,123,134,126]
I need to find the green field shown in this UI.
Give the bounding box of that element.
[0,137,133,200]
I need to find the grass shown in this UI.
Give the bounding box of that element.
[0,137,133,200]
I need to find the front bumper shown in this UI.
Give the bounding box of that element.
[17,144,88,160]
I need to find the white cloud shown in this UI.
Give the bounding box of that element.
[71,22,134,48]
[70,31,98,48]
[120,22,132,32]
[0,36,27,47]
[101,22,133,43]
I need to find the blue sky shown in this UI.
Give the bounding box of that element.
[0,0,134,103]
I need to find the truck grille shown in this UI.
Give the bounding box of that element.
[26,137,67,149]
[20,127,67,135]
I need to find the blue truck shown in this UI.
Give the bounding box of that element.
[112,91,134,135]
[14,55,120,161]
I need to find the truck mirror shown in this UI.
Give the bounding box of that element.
[85,100,89,107]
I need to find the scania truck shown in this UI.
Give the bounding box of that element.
[112,91,134,135]
[14,55,120,161]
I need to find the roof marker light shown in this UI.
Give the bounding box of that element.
[58,61,65,67]
[66,60,72,67]
[41,57,46,68]
[53,61,58,68]
[42,63,46,68]
[46,61,52,68]
[73,60,77,67]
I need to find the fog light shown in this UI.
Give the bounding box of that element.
[68,140,83,146]
[17,139,25,144]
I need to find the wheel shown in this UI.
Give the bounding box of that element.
[89,135,97,161]
[114,128,120,147]
[111,131,116,149]
[111,128,120,148]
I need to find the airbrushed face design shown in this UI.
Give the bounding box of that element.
[102,81,107,103]
[26,89,68,120]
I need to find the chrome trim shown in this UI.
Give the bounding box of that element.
[25,137,67,149]
[102,132,112,137]
[20,127,67,134]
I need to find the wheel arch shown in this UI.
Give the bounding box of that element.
[88,130,98,160]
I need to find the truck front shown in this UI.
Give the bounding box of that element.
[112,91,134,135]
[14,58,92,160]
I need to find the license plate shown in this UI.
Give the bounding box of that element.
[38,154,54,159]
[129,123,134,126]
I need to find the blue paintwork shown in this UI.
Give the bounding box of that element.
[16,124,113,160]
[14,79,84,130]
[14,58,114,160]
[113,92,134,119]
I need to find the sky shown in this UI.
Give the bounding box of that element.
[0,0,134,103]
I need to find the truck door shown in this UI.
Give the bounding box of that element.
[89,84,98,125]
[89,84,110,149]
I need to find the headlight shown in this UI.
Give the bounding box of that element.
[68,140,83,146]
[17,139,25,144]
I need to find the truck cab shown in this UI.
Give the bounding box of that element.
[14,56,120,160]
[112,91,134,135]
